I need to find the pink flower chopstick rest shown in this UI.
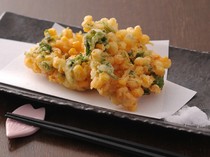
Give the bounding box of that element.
[6,104,45,139]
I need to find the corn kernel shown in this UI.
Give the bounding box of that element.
[72,41,81,50]
[96,44,105,51]
[127,79,139,89]
[131,87,144,97]
[141,34,150,44]
[114,54,124,64]
[107,42,118,55]
[150,85,161,94]
[62,28,73,38]
[141,75,154,88]
[47,28,57,36]
[73,65,86,81]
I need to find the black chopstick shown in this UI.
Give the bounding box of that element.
[5,112,183,157]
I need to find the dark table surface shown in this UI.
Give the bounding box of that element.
[0,0,210,157]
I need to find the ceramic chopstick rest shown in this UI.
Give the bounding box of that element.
[6,104,45,138]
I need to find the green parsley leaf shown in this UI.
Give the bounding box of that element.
[153,75,164,89]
